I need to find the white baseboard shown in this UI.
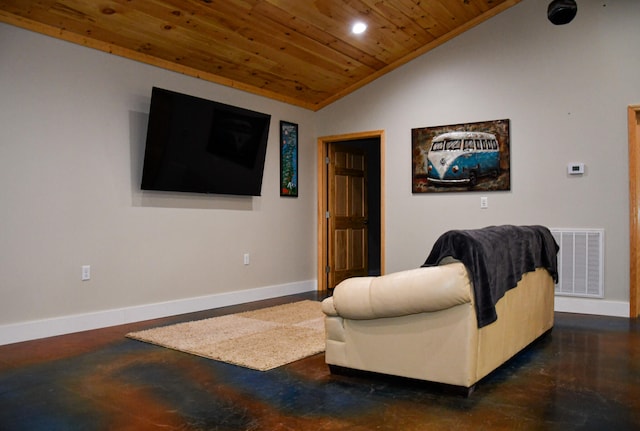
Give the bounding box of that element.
[554,296,630,318]
[0,280,317,346]
[2,285,628,346]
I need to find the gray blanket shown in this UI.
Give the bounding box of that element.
[422,225,558,328]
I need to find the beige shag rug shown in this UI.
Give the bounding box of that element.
[126,300,325,371]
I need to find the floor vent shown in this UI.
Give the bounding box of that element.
[550,228,604,298]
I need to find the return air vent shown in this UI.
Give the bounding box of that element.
[550,229,604,298]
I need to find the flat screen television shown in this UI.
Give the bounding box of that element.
[141,87,271,196]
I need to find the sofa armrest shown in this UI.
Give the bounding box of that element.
[323,262,472,320]
[321,293,341,317]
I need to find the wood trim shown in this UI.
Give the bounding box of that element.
[629,105,640,318]
[0,2,522,112]
[0,11,318,111]
[317,131,385,291]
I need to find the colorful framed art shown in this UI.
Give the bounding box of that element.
[280,121,298,197]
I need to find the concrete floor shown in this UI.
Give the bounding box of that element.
[1,292,639,430]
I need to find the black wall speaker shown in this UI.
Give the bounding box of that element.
[548,0,578,25]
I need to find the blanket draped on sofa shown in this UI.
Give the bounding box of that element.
[422,225,558,328]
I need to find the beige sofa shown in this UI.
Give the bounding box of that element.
[322,260,555,393]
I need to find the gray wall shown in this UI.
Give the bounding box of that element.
[0,23,316,341]
[317,0,640,314]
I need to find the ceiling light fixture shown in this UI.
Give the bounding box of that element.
[352,21,367,34]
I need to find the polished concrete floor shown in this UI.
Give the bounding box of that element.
[1,292,639,430]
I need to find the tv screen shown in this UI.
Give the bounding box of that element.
[141,87,271,196]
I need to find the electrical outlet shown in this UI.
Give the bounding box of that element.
[81,265,91,281]
[480,196,488,209]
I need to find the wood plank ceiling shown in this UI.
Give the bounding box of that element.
[0,0,520,111]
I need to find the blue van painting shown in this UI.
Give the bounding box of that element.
[412,118,510,193]
[426,131,500,187]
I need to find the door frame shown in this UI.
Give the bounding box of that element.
[317,130,386,291]
[629,105,640,318]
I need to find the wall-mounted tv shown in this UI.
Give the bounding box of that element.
[141,87,271,196]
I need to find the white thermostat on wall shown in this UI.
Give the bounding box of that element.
[567,162,585,175]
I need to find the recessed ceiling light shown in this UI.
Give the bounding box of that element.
[352,22,367,34]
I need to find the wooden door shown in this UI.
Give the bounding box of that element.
[327,144,368,288]
[629,105,640,318]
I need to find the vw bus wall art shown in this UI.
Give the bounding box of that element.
[412,119,510,193]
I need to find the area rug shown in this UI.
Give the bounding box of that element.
[126,300,325,371]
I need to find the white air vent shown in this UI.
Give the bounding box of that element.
[550,229,604,298]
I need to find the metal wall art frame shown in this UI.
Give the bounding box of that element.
[280,121,298,197]
[412,119,511,193]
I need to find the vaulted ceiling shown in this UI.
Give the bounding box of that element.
[0,0,520,111]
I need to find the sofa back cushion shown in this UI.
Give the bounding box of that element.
[331,262,472,320]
